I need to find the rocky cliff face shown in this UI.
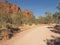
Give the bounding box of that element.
[23,9,35,18]
[0,2,21,14]
[0,1,34,18]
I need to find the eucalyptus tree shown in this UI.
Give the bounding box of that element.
[57,2,60,12]
[45,11,54,24]
[53,2,60,24]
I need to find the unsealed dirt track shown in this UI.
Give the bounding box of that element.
[0,25,60,45]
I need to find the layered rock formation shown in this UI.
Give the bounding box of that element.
[0,1,21,14]
[0,1,34,18]
[23,9,35,18]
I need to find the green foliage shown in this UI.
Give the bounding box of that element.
[0,11,36,28]
[0,12,11,28]
[57,2,60,11]
[45,12,54,24]
[0,23,2,28]
[52,2,60,24]
[5,23,12,28]
[0,12,8,23]
[10,12,27,26]
[38,16,46,24]
[53,12,60,23]
[34,19,39,25]
[38,12,54,24]
[28,22,33,26]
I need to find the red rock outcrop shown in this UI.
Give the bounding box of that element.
[0,1,34,18]
[23,9,34,18]
[0,1,21,14]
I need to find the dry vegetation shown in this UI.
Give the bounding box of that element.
[0,1,60,45]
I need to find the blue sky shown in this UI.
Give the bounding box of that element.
[8,0,60,18]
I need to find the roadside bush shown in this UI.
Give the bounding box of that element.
[0,24,2,28]
[6,23,12,28]
[47,37,60,45]
[29,22,33,26]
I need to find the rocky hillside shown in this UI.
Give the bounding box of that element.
[0,1,36,40]
[0,1,34,18]
[23,9,35,18]
[0,1,21,14]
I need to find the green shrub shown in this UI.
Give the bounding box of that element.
[29,23,33,26]
[5,23,12,28]
[0,24,2,28]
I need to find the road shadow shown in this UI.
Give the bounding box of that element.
[0,27,21,40]
[46,37,60,45]
[47,27,53,29]
[50,30,60,34]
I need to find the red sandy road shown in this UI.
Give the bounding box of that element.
[1,25,60,45]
